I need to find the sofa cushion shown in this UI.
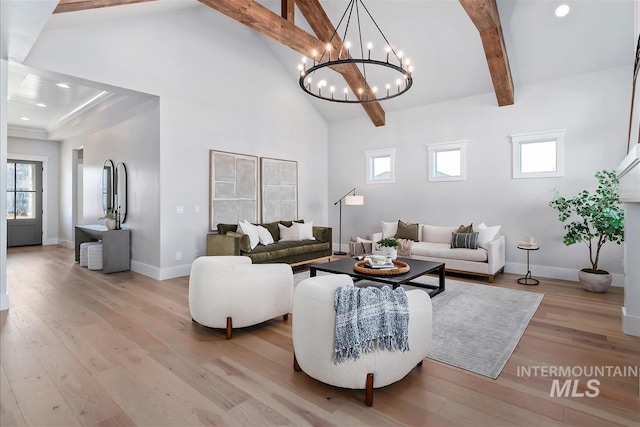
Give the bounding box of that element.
[451,232,479,249]
[238,221,260,249]
[294,221,315,240]
[382,221,398,239]
[261,221,281,241]
[257,225,274,245]
[279,223,300,241]
[456,223,473,233]
[412,242,488,262]
[476,223,502,250]
[396,220,419,241]
[422,225,458,244]
[248,240,330,263]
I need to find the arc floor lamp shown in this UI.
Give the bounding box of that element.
[334,188,364,255]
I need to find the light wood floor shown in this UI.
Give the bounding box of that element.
[1,246,638,426]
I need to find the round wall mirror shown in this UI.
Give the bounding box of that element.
[102,160,115,215]
[115,162,127,223]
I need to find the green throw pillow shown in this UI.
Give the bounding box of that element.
[456,223,473,233]
[396,220,419,241]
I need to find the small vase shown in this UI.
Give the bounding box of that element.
[106,219,117,230]
[381,246,398,260]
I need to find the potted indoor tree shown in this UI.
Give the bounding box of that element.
[549,170,624,292]
[377,237,400,260]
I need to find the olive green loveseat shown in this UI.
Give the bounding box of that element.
[206,221,332,265]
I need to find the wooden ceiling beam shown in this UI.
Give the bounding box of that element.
[199,0,385,126]
[459,0,514,106]
[281,0,295,23]
[54,0,155,14]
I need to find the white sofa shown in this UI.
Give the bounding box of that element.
[372,221,505,282]
[292,274,432,406]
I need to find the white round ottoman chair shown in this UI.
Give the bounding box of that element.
[292,274,432,406]
[189,256,294,339]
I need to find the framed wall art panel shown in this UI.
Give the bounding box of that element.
[260,157,298,223]
[209,150,258,231]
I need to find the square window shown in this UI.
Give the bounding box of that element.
[511,130,565,178]
[427,141,467,182]
[366,148,395,184]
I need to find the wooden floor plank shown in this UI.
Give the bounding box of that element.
[2,246,638,426]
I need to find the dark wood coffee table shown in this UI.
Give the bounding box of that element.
[309,257,445,297]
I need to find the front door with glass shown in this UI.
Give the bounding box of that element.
[6,160,43,247]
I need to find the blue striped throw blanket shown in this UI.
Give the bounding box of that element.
[334,285,410,364]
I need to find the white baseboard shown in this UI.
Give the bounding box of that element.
[43,237,59,246]
[131,260,191,281]
[504,262,624,287]
[622,307,640,337]
[0,292,9,311]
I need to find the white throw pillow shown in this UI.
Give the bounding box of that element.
[256,225,274,245]
[381,221,398,239]
[476,223,502,249]
[279,223,300,241]
[238,220,260,250]
[293,221,315,240]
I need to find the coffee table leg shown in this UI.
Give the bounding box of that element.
[439,265,445,293]
[310,267,317,277]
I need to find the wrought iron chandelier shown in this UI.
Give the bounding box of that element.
[297,0,413,104]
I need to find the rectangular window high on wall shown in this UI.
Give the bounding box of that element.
[366,148,395,184]
[511,130,565,179]
[427,141,467,182]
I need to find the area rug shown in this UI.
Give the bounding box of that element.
[293,271,543,379]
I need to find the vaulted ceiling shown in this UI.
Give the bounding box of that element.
[1,0,635,132]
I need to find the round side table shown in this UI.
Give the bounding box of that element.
[517,244,539,285]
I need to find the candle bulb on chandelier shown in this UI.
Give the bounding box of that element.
[398,51,404,67]
[385,45,391,62]
[396,78,401,93]
[367,42,373,60]
[344,87,348,101]
[330,86,335,100]
[386,83,391,97]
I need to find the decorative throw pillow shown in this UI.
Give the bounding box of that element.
[238,220,260,250]
[451,232,479,249]
[476,223,502,249]
[256,225,274,245]
[293,221,315,240]
[278,223,300,241]
[456,223,473,233]
[381,221,399,239]
[396,220,419,241]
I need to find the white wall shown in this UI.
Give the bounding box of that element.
[7,136,60,245]
[1,59,8,310]
[59,99,161,269]
[24,3,329,279]
[329,67,630,284]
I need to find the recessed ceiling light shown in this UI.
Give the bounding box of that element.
[20,117,30,121]
[555,4,570,17]
[56,83,70,88]
[35,103,47,107]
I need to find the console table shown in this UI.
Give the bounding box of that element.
[75,225,130,273]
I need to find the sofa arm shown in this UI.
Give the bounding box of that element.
[206,232,250,256]
[371,232,383,254]
[486,235,506,273]
[313,226,332,243]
